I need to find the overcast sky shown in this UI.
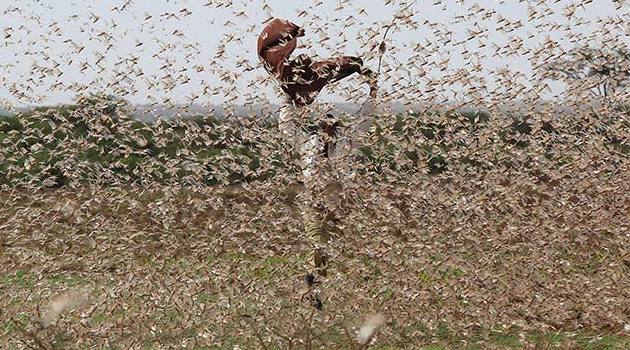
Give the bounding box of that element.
[0,0,628,109]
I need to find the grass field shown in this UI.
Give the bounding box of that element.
[1,99,629,349]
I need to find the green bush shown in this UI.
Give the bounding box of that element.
[0,116,23,133]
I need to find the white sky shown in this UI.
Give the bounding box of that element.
[0,0,628,109]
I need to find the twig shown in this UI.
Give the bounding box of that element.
[298,310,315,350]
[377,1,416,76]
[260,311,294,348]
[341,322,356,348]
[9,317,52,350]
[249,317,270,350]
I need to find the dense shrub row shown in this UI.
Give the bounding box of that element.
[1,95,627,188]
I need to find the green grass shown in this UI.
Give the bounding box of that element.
[46,274,90,287]
[2,249,628,349]
[1,270,36,288]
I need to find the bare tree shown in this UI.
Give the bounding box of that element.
[545,46,630,99]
